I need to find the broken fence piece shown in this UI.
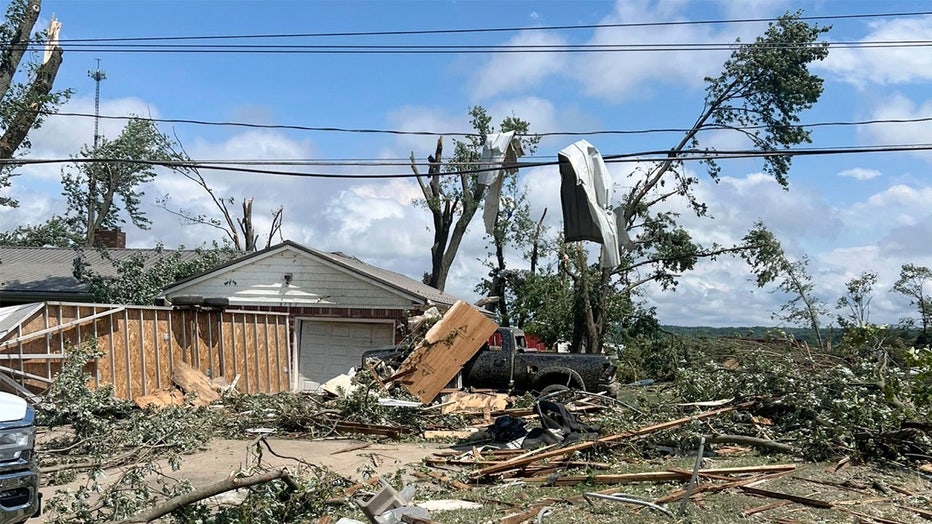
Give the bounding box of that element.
[334,421,407,439]
[738,485,833,509]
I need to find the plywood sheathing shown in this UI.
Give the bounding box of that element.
[397,300,498,404]
[0,302,291,401]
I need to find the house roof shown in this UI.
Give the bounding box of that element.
[0,246,202,303]
[163,240,460,307]
[1,241,460,309]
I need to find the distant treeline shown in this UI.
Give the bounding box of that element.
[660,325,923,347]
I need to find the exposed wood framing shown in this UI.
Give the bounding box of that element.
[0,302,291,401]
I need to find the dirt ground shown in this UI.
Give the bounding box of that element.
[40,437,446,497]
[39,434,932,524]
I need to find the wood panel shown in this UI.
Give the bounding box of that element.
[0,303,291,400]
[398,301,498,404]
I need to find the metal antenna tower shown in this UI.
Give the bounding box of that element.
[87,58,107,148]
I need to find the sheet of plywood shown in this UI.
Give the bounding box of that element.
[397,301,498,404]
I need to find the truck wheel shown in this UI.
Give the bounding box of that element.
[534,368,586,395]
[540,384,572,397]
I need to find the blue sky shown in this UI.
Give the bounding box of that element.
[4,0,932,328]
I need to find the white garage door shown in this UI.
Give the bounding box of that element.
[298,320,394,391]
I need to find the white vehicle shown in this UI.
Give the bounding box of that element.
[0,393,38,524]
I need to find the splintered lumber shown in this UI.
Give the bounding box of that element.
[499,505,552,524]
[134,388,185,409]
[397,301,499,404]
[522,464,796,487]
[739,485,834,509]
[440,391,510,415]
[171,360,221,406]
[471,401,753,479]
[333,421,406,439]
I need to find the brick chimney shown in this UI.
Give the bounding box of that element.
[95,229,126,248]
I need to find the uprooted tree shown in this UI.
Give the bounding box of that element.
[562,12,830,352]
[0,0,70,207]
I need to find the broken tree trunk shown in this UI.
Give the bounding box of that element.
[112,468,297,524]
[172,360,221,406]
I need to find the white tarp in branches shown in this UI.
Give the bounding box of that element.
[558,140,620,268]
[478,131,525,234]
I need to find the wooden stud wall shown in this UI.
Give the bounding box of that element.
[0,302,291,400]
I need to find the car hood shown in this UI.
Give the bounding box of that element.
[0,392,27,422]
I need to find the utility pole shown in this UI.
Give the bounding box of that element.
[85,59,107,246]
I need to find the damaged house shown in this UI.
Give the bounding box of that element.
[158,240,460,391]
[0,240,459,397]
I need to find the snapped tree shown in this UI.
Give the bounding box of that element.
[0,0,70,207]
[156,136,284,252]
[410,106,539,292]
[836,271,878,330]
[565,12,830,352]
[742,222,827,350]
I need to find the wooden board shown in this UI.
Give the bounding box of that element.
[397,301,498,404]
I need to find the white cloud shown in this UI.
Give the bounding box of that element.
[838,167,881,180]
[568,0,750,102]
[30,96,160,160]
[470,31,568,101]
[385,105,465,156]
[860,93,932,161]
[821,15,932,86]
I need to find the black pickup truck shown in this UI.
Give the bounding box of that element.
[364,327,618,395]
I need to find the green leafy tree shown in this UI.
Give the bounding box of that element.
[411,106,539,291]
[742,222,827,349]
[836,271,878,329]
[72,242,237,305]
[61,117,187,247]
[0,214,81,246]
[567,12,829,352]
[0,0,70,207]
[892,263,932,343]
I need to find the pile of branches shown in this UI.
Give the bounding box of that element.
[668,332,932,463]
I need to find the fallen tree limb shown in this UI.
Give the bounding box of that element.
[111,467,296,524]
[703,434,794,453]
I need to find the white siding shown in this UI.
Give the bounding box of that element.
[166,249,415,308]
[297,319,394,390]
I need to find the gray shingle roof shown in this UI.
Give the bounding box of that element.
[0,246,201,299]
[3,242,460,308]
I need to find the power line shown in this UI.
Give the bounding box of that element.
[41,110,932,139]
[29,10,932,43]
[5,143,931,179]
[5,40,931,55]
